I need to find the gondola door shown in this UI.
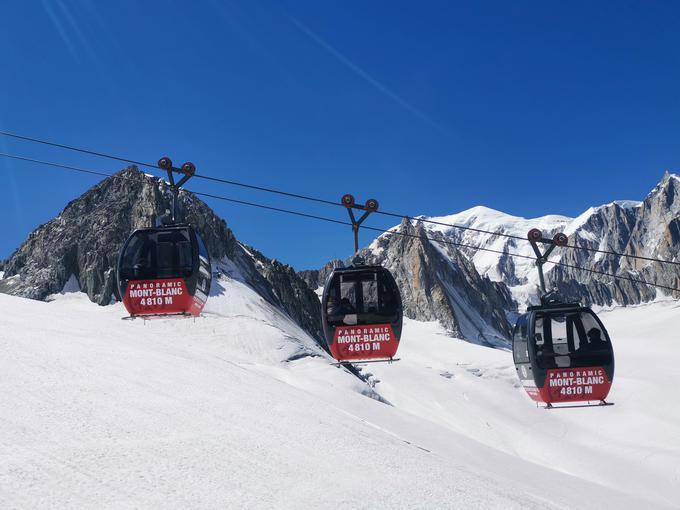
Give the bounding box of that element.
[513,314,541,401]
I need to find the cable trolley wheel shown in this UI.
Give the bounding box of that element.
[342,194,355,207]
[181,162,196,176]
[528,228,542,241]
[553,233,568,246]
[158,156,173,170]
[365,198,379,211]
[117,224,212,318]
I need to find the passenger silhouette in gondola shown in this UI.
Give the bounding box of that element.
[340,297,356,314]
[582,328,608,352]
[340,297,358,325]
[577,327,609,365]
[327,296,342,316]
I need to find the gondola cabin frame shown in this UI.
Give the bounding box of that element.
[321,266,403,362]
[512,302,615,405]
[117,224,211,318]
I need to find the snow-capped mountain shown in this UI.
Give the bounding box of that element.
[389,172,678,309]
[0,163,517,347]
[3,167,677,348]
[418,200,647,306]
[302,172,679,343]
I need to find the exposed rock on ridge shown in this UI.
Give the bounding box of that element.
[298,259,344,291]
[301,220,514,345]
[0,167,323,341]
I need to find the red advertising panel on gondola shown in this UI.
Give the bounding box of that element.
[123,278,206,317]
[330,324,399,361]
[539,366,611,403]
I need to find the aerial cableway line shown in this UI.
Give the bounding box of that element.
[0,151,678,295]
[1,130,678,268]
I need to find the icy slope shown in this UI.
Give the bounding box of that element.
[366,301,680,508]
[1,279,677,508]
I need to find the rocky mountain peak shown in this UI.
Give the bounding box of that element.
[1,167,234,303]
[0,167,323,341]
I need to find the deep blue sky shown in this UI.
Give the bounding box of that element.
[1,1,678,269]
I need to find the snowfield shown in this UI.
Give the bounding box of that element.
[1,276,678,509]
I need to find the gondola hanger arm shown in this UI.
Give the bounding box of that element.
[527,229,569,293]
[341,194,379,253]
[157,156,197,223]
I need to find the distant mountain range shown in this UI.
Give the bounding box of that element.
[1,168,678,346]
[301,172,680,343]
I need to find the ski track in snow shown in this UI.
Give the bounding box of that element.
[0,279,678,509]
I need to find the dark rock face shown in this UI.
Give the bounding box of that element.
[0,167,234,303]
[0,167,323,342]
[615,172,680,299]
[547,201,657,305]
[361,220,513,344]
[298,259,345,290]
[241,246,324,341]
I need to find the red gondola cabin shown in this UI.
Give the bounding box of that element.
[117,224,211,318]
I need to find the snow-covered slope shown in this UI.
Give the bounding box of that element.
[425,203,641,303]
[366,302,680,508]
[1,273,678,508]
[425,205,572,300]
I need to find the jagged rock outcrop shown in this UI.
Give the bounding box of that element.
[298,259,344,291]
[0,167,234,303]
[372,220,514,344]
[244,247,323,340]
[617,172,680,295]
[0,167,323,341]
[547,201,657,305]
[302,220,514,345]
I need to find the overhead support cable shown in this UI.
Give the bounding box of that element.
[1,151,677,294]
[0,130,678,266]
